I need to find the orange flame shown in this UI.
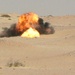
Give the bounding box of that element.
[16,12,39,33]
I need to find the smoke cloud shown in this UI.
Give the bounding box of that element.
[0,23,18,37]
[0,13,55,38]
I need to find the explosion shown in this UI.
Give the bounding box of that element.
[16,12,39,34]
[0,12,55,38]
[21,27,40,38]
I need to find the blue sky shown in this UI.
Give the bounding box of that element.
[0,0,75,16]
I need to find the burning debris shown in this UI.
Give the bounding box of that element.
[0,12,55,38]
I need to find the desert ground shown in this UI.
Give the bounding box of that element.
[0,13,75,75]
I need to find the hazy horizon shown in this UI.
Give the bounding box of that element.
[0,0,75,16]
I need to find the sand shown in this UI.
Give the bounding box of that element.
[0,14,75,75]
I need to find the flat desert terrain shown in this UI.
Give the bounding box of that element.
[0,13,75,75]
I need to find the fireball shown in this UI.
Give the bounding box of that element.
[21,27,40,38]
[15,12,41,38]
[16,12,39,33]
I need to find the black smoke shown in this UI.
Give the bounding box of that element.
[0,18,55,38]
[0,23,18,37]
[44,22,55,34]
[38,18,55,34]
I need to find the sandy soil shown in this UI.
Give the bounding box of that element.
[0,14,75,75]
